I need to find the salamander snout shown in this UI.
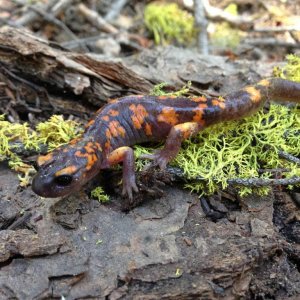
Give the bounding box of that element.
[32,171,77,198]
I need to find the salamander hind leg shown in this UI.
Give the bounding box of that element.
[141,122,201,169]
[106,146,138,199]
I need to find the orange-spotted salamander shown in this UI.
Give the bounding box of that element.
[32,78,300,199]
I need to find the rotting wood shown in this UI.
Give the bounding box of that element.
[0,26,153,116]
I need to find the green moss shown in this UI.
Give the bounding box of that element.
[210,4,242,50]
[0,114,81,186]
[90,187,110,203]
[36,115,82,150]
[144,3,195,45]
[274,54,300,82]
[150,81,192,97]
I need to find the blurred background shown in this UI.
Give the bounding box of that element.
[0,0,299,60]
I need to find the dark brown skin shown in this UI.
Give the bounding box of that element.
[32,78,300,199]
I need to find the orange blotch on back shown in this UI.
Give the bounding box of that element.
[85,119,95,129]
[191,95,207,102]
[108,120,126,138]
[55,165,77,177]
[258,79,270,87]
[108,98,119,104]
[129,104,149,129]
[69,137,81,145]
[86,153,98,171]
[244,86,261,103]
[95,142,102,151]
[75,150,86,158]
[74,144,99,171]
[106,128,112,140]
[84,142,96,154]
[157,95,177,100]
[108,109,119,117]
[105,141,111,150]
[192,104,207,126]
[212,99,226,109]
[145,123,152,136]
[198,103,208,109]
[101,115,110,122]
[157,107,178,126]
[157,96,168,100]
[37,153,53,166]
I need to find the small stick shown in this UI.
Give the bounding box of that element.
[77,3,119,34]
[228,177,300,187]
[278,150,300,166]
[105,0,128,22]
[194,0,209,55]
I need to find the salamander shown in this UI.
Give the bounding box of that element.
[32,78,300,199]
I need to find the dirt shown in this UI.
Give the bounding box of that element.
[0,162,299,299]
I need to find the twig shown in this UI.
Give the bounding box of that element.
[7,212,32,230]
[227,177,300,187]
[258,168,291,174]
[14,0,57,26]
[61,34,108,49]
[165,166,300,188]
[51,0,74,16]
[105,0,128,22]
[77,3,119,34]
[278,150,300,166]
[253,26,300,33]
[245,38,300,49]
[194,0,209,55]
[202,0,253,29]
[28,6,89,52]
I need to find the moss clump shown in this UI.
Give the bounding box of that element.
[90,187,110,203]
[36,115,82,151]
[0,115,81,186]
[144,3,195,45]
[274,54,300,82]
[210,4,242,50]
[0,115,39,186]
[150,81,192,97]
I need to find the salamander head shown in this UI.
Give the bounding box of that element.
[32,140,102,198]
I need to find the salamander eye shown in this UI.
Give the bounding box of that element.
[55,175,73,186]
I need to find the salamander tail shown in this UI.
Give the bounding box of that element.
[267,78,300,103]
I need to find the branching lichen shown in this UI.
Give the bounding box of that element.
[174,104,300,196]
[135,78,300,197]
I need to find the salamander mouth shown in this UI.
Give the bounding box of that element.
[31,174,77,198]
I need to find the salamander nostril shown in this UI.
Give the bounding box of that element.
[54,175,73,186]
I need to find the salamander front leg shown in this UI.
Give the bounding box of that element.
[106,146,138,199]
[141,122,201,169]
